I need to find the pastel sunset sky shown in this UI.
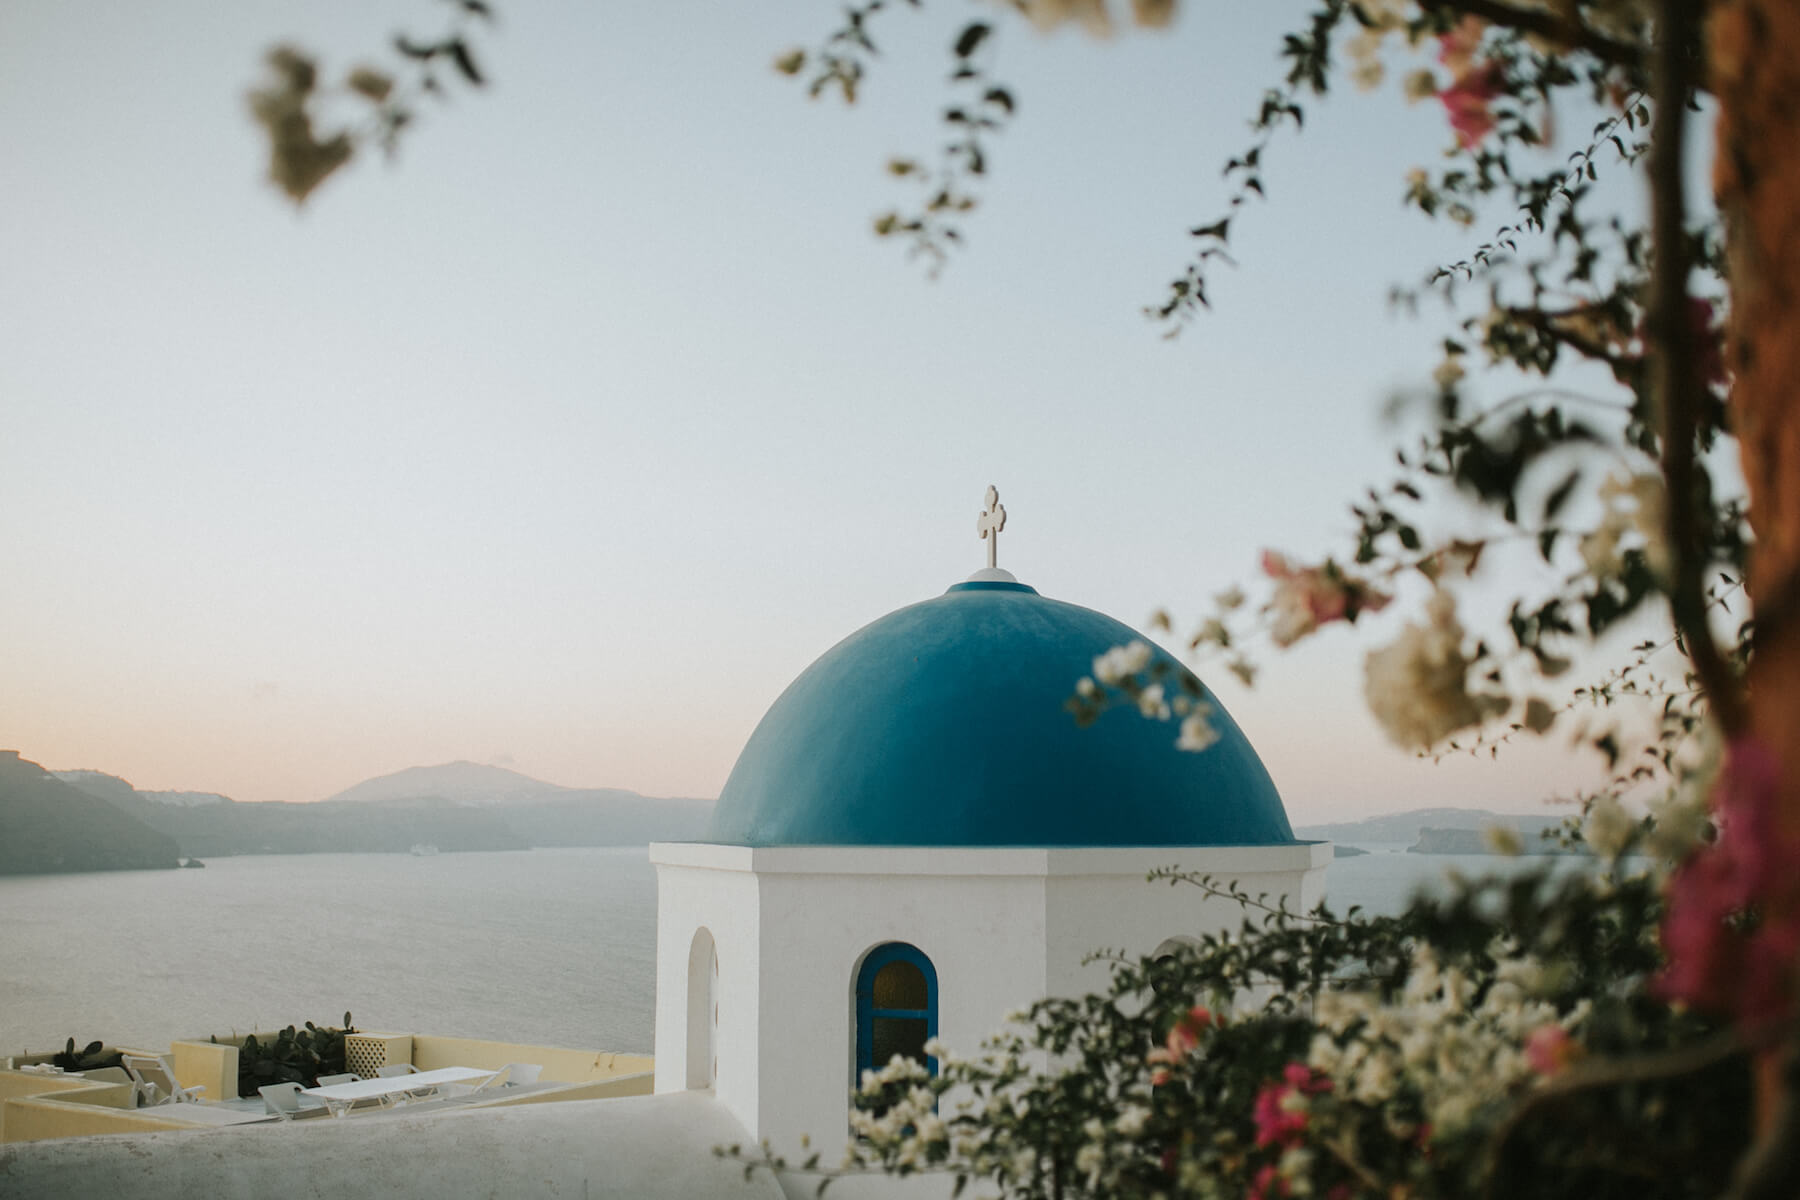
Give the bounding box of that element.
[1,1,1647,823]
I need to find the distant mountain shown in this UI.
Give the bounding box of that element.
[50,769,140,808]
[324,761,573,806]
[1,751,180,874]
[45,758,713,864]
[323,760,713,844]
[55,770,226,808]
[1295,807,1568,846]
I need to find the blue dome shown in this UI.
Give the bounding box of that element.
[707,579,1295,847]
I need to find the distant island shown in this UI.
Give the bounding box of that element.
[1295,807,1578,857]
[1408,826,1587,856]
[1,753,713,876]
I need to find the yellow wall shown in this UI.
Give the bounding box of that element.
[168,1040,239,1101]
[0,1073,93,1141]
[3,1094,187,1144]
[0,1069,172,1144]
[406,1035,652,1083]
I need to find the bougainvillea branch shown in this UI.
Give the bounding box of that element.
[1649,0,1746,735]
[1417,0,1650,78]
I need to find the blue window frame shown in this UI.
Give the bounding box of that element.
[855,942,938,1080]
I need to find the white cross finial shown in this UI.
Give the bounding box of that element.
[976,485,1007,569]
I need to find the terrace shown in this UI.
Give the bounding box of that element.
[1,1030,652,1144]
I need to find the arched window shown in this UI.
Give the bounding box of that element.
[1148,936,1200,1000]
[855,942,938,1080]
[685,927,718,1090]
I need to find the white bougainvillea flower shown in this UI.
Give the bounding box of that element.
[1581,471,1671,580]
[1017,0,1177,33]
[1363,589,1507,750]
[1136,682,1170,719]
[1433,353,1467,390]
[1582,793,1637,858]
[1092,639,1153,685]
[1484,825,1525,856]
[1177,706,1220,752]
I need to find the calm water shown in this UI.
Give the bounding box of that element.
[0,845,1554,1058]
[0,848,657,1057]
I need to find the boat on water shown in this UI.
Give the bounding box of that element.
[409,843,439,857]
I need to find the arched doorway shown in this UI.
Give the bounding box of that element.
[685,927,719,1089]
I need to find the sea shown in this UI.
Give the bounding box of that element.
[0,845,1561,1059]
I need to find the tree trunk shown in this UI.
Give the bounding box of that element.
[1711,0,1800,1141]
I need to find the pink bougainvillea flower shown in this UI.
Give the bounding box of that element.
[1439,61,1503,149]
[1432,16,1502,150]
[1658,844,1742,1012]
[1252,1063,1331,1148]
[1147,1005,1215,1084]
[1247,1162,1291,1200]
[1167,1005,1214,1054]
[1524,1024,1579,1076]
[1688,296,1728,389]
[1631,296,1728,390]
[1283,1062,1331,1094]
[1657,739,1800,1028]
[1260,551,1391,647]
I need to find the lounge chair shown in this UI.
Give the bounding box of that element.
[375,1064,419,1078]
[258,1082,329,1120]
[499,1062,542,1086]
[436,1067,510,1100]
[121,1054,204,1106]
[312,1071,398,1112]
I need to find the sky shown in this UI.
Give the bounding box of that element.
[0,1,1648,823]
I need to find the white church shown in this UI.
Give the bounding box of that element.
[6,492,1328,1198]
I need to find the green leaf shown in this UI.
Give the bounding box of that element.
[1541,468,1581,523]
[953,22,991,58]
[449,39,484,86]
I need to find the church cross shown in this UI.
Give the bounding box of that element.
[977,485,1007,569]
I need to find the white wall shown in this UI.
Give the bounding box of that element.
[652,847,763,1131]
[650,841,1329,1162]
[1042,844,1333,1001]
[753,865,1050,1155]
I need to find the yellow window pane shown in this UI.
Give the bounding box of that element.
[873,960,928,1010]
